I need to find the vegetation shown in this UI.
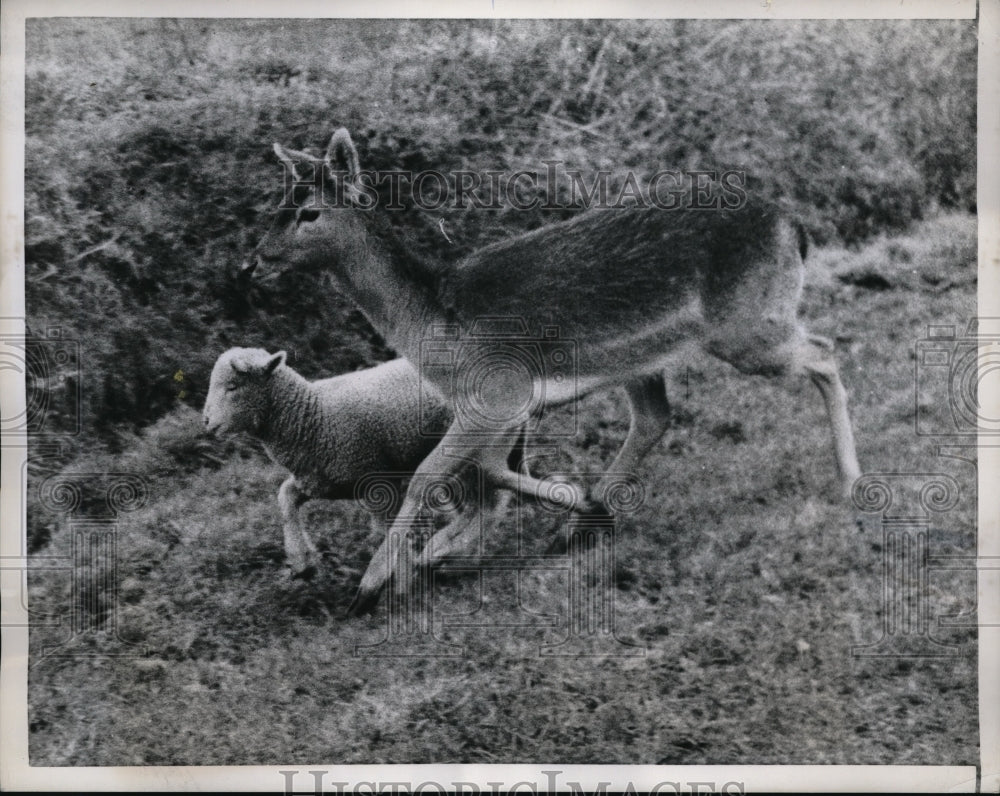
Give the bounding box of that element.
[24,19,978,766]
[25,18,975,445]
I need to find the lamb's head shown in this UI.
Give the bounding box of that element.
[203,347,286,435]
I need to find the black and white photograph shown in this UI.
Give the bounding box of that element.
[1,0,996,792]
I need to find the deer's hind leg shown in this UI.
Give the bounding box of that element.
[704,322,861,499]
[798,334,862,497]
[591,373,673,510]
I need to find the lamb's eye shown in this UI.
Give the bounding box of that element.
[224,383,238,392]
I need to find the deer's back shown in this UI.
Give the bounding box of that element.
[440,198,794,343]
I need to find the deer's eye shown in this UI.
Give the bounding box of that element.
[297,208,321,224]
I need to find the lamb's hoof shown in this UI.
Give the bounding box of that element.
[543,533,569,555]
[346,588,382,618]
[573,496,614,522]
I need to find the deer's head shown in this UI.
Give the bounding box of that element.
[242,128,371,280]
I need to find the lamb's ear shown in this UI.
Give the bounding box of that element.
[324,128,360,179]
[273,143,315,181]
[264,351,287,374]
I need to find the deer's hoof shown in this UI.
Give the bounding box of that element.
[285,551,319,581]
[346,588,382,618]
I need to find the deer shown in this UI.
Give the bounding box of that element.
[244,128,862,616]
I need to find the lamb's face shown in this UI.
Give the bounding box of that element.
[202,348,285,436]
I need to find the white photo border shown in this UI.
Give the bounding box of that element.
[1,0,994,792]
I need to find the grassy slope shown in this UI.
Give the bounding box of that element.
[23,18,976,446]
[27,214,978,765]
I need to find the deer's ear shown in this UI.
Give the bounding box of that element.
[325,128,360,179]
[272,143,315,181]
[264,350,287,374]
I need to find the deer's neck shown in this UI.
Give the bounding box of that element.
[325,212,446,361]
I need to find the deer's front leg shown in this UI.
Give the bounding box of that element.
[347,421,588,616]
[416,488,514,569]
[348,425,472,616]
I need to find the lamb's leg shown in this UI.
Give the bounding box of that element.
[277,476,318,579]
[348,422,584,616]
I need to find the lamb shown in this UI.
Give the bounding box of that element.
[202,348,519,579]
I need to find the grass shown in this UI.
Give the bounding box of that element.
[25,212,978,766]
[22,18,976,444]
